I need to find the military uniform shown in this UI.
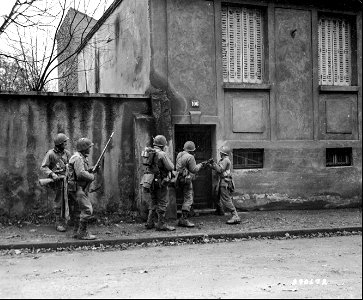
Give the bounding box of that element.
[176,151,202,212]
[175,141,204,227]
[211,152,241,224]
[143,135,175,231]
[40,147,71,227]
[149,146,175,230]
[68,151,95,238]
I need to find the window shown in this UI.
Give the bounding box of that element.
[326,148,352,167]
[233,149,264,169]
[221,5,264,83]
[318,16,352,86]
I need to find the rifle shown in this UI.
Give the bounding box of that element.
[85,131,114,193]
[200,158,214,168]
[39,175,66,187]
[39,178,54,186]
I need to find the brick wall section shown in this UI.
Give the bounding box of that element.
[57,8,97,92]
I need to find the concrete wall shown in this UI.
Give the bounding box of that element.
[0,92,150,217]
[78,0,150,94]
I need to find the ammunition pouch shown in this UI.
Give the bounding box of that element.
[68,180,77,192]
[161,174,170,187]
[178,168,193,186]
[227,179,235,192]
[141,173,155,190]
[169,171,179,188]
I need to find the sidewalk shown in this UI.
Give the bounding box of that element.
[0,208,361,250]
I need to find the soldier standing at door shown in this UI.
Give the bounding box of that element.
[209,145,241,225]
[175,141,205,227]
[40,133,71,232]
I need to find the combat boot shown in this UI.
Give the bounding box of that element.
[77,221,96,240]
[226,210,241,225]
[214,207,225,216]
[145,210,157,230]
[55,215,67,232]
[177,211,195,227]
[155,212,175,231]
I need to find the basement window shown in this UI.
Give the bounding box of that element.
[326,148,352,167]
[233,148,264,169]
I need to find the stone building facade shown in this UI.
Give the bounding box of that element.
[59,0,362,212]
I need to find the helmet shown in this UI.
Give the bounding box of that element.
[183,141,196,152]
[76,138,94,152]
[54,133,69,146]
[220,145,231,156]
[153,135,167,147]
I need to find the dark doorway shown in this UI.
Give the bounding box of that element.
[174,125,213,210]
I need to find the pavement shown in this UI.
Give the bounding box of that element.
[0,208,361,250]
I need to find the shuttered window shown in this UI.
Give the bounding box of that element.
[318,17,351,86]
[221,6,264,83]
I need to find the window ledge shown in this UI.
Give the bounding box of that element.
[223,83,271,90]
[319,86,359,92]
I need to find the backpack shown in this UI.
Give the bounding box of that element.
[140,147,160,190]
[141,147,156,167]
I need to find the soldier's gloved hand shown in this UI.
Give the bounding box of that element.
[51,173,59,181]
[95,165,101,173]
[89,165,101,173]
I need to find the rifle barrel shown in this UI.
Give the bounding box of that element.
[92,132,114,172]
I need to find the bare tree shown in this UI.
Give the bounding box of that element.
[0,0,112,92]
[0,56,29,91]
[0,0,50,37]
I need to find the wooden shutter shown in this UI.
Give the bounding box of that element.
[242,8,249,82]
[255,9,263,82]
[228,8,236,82]
[319,16,351,86]
[342,20,351,85]
[221,7,229,82]
[222,6,263,83]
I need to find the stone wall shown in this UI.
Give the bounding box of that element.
[0,92,151,217]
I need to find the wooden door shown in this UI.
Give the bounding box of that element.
[174,125,213,209]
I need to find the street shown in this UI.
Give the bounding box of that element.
[0,235,361,299]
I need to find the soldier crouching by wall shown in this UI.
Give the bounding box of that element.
[68,138,100,240]
[141,135,175,231]
[40,133,71,232]
[209,146,241,225]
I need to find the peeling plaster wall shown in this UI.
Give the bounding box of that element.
[229,142,362,210]
[78,0,150,94]
[166,0,217,116]
[148,0,362,209]
[69,0,361,210]
[0,92,150,217]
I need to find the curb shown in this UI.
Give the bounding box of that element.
[0,226,361,250]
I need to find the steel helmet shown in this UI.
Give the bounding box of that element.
[76,138,94,152]
[183,141,196,152]
[153,135,167,147]
[220,145,231,156]
[54,133,69,146]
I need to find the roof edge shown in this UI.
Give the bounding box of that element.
[75,0,123,54]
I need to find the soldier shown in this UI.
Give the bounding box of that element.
[143,135,175,231]
[40,133,71,232]
[68,137,99,240]
[209,145,241,225]
[175,141,206,227]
